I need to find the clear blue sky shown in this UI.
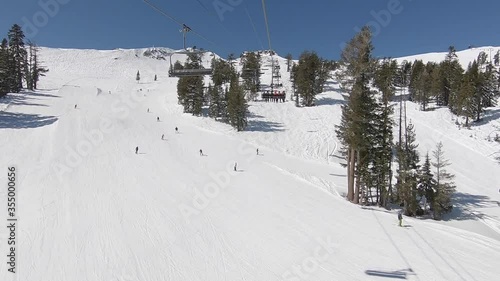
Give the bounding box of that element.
[1,0,499,60]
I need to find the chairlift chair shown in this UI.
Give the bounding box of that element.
[168,48,214,77]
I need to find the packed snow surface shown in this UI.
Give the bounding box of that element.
[0,47,499,280]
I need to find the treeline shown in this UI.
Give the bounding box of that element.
[336,27,462,220]
[407,47,499,126]
[0,24,48,97]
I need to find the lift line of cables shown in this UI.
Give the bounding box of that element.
[143,0,216,48]
[261,0,273,52]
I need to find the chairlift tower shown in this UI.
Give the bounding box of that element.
[270,56,281,93]
[181,24,191,49]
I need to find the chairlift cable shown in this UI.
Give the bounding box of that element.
[245,4,265,51]
[143,0,217,48]
[191,0,232,35]
[261,0,273,52]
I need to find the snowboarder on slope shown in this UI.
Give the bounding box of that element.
[398,211,403,227]
[161,134,164,140]
[234,162,237,171]
[175,127,178,133]
[157,117,160,122]
[256,148,259,155]
[199,149,203,156]
[135,147,139,154]
[74,104,77,109]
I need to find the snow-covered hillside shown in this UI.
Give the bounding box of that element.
[398,46,500,69]
[0,46,499,280]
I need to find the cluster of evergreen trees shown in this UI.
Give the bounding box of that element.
[336,27,457,220]
[175,49,337,129]
[176,52,248,131]
[290,51,336,107]
[407,47,499,126]
[0,24,48,97]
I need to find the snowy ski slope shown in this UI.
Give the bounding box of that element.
[0,47,499,280]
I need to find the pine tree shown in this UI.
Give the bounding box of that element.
[24,44,33,90]
[431,142,456,220]
[316,59,334,93]
[295,51,323,107]
[395,122,420,216]
[494,51,500,66]
[439,46,464,110]
[0,38,9,97]
[290,62,299,106]
[240,52,261,101]
[457,62,476,127]
[227,77,248,131]
[211,58,234,87]
[373,59,398,206]
[176,53,205,116]
[7,24,27,92]
[30,43,48,90]
[395,60,412,147]
[418,153,436,213]
[208,83,226,120]
[475,60,499,119]
[335,26,378,204]
[409,60,424,103]
[136,70,140,83]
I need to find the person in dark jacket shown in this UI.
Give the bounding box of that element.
[135,147,139,154]
[398,211,403,227]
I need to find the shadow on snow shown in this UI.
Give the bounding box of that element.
[246,112,285,132]
[0,111,58,129]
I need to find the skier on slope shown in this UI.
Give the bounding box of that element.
[199,149,203,156]
[175,127,178,133]
[135,147,139,154]
[234,162,237,171]
[398,211,403,227]
[157,117,160,122]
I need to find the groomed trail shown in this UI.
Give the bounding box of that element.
[0,47,499,280]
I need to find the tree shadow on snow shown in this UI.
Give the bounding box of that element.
[442,192,500,221]
[314,96,346,107]
[472,108,500,127]
[246,112,285,132]
[0,93,47,108]
[0,90,61,109]
[0,111,58,129]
